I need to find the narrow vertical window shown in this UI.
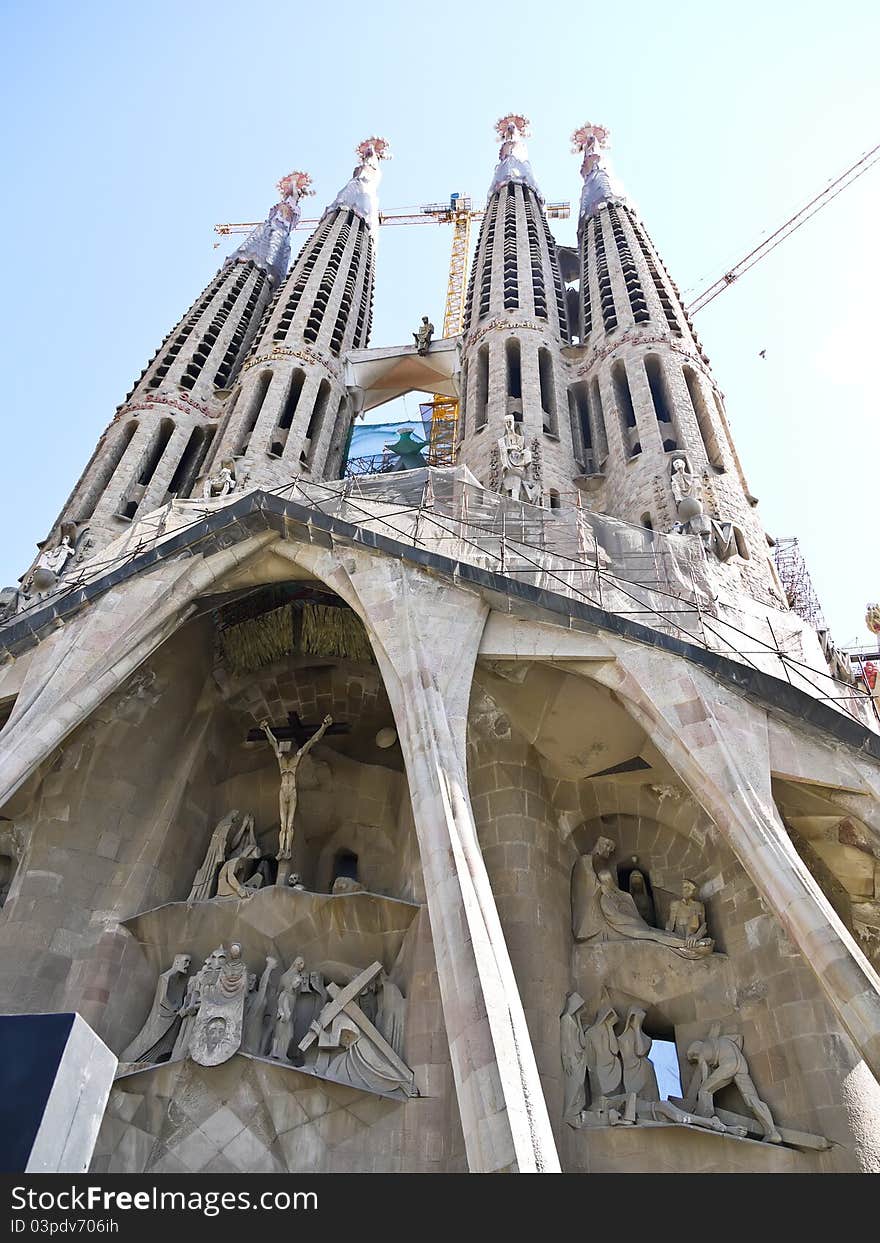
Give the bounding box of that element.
[683,366,725,470]
[138,419,175,486]
[476,345,489,430]
[77,420,139,520]
[589,377,609,465]
[505,337,522,421]
[539,349,557,434]
[612,361,640,457]
[236,370,272,454]
[278,370,305,431]
[301,380,332,465]
[645,355,678,451]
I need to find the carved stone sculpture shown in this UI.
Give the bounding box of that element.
[593,865,714,958]
[583,1003,623,1103]
[560,992,589,1124]
[261,715,333,861]
[190,942,251,1067]
[628,868,655,925]
[121,953,190,1064]
[669,454,748,562]
[666,879,710,947]
[187,810,259,902]
[299,962,416,1097]
[497,415,540,504]
[215,844,263,899]
[617,1007,659,1101]
[201,460,237,500]
[269,956,308,1062]
[171,946,228,1060]
[413,316,434,355]
[571,835,617,941]
[242,955,277,1055]
[573,839,713,959]
[686,1033,781,1143]
[376,971,407,1059]
[332,876,365,895]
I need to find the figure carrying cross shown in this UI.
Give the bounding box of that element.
[259,714,333,861]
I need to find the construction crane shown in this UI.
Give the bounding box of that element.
[215,195,571,467]
[686,140,880,314]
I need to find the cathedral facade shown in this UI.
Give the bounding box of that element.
[1,117,879,1174]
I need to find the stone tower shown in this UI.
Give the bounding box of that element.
[44,173,313,559]
[208,138,391,490]
[567,124,776,600]
[1,117,880,1179]
[457,116,577,503]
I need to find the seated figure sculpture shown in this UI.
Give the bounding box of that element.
[572,837,713,958]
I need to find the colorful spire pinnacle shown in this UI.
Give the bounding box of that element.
[324,137,392,234]
[571,123,628,221]
[487,114,543,201]
[225,170,314,285]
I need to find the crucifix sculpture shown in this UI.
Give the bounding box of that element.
[257,714,337,860]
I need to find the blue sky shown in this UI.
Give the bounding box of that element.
[1,0,877,641]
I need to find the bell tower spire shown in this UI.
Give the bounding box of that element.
[568,123,775,599]
[42,171,311,562]
[456,116,575,504]
[210,139,391,487]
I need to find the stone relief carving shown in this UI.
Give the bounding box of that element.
[668,453,749,564]
[563,1004,791,1144]
[189,942,251,1067]
[684,1031,781,1143]
[121,953,191,1064]
[299,961,417,1097]
[187,811,259,903]
[170,946,228,1061]
[261,715,333,861]
[269,957,327,1063]
[242,955,277,1055]
[571,838,714,958]
[496,415,540,504]
[560,992,589,1124]
[618,1006,659,1100]
[201,459,239,500]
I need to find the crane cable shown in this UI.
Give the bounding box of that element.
[687,141,880,314]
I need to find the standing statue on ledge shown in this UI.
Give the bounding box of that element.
[121,953,191,1065]
[560,992,589,1124]
[497,414,540,504]
[413,316,434,355]
[260,715,333,860]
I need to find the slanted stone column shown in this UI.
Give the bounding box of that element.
[273,541,560,1173]
[587,645,880,1085]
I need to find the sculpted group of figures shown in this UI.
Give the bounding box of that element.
[122,946,416,1098]
[561,995,782,1143]
[572,835,714,957]
[186,715,339,902]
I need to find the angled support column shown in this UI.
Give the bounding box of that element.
[587,644,880,1084]
[274,541,560,1173]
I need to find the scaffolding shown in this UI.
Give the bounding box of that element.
[772,537,826,629]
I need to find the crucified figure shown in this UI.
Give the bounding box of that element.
[260,715,333,859]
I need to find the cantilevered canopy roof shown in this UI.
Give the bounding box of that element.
[344,338,459,413]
